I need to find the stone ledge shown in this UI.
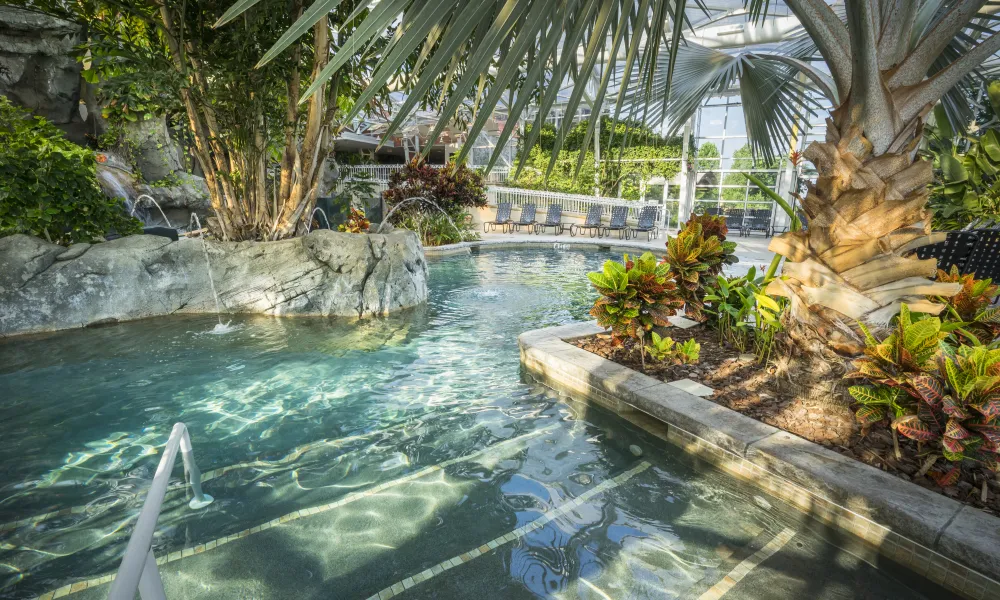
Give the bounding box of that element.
[518,321,1000,599]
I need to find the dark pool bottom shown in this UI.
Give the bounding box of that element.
[0,248,956,599]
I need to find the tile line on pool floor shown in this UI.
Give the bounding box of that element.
[0,409,496,534]
[696,527,797,600]
[365,461,652,600]
[31,424,561,600]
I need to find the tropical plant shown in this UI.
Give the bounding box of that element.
[0,97,142,244]
[933,266,1000,344]
[646,332,700,365]
[664,216,737,321]
[383,161,488,216]
[704,266,785,363]
[338,207,370,233]
[588,252,684,347]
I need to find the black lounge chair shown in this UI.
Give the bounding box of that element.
[964,229,1000,281]
[742,208,773,237]
[510,203,537,233]
[629,206,660,241]
[484,202,513,233]
[703,206,722,216]
[534,204,568,235]
[722,208,745,233]
[914,230,980,274]
[571,205,603,237]
[603,206,630,239]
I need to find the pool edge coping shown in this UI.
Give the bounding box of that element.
[424,237,662,256]
[519,321,1000,600]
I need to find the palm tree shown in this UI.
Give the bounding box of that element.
[225,0,997,354]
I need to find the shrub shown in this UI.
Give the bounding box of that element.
[846,305,1000,485]
[383,160,486,246]
[704,266,785,362]
[0,97,142,245]
[664,215,737,321]
[933,266,1000,343]
[588,252,684,346]
[647,333,700,364]
[338,207,370,233]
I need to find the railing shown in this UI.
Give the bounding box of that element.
[487,186,666,227]
[107,423,214,600]
[337,164,508,183]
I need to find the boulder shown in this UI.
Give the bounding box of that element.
[0,230,428,337]
[123,115,184,181]
[0,7,82,125]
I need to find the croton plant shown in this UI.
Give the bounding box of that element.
[848,305,1000,486]
[588,252,684,346]
[664,216,737,321]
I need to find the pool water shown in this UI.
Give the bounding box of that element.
[0,248,952,599]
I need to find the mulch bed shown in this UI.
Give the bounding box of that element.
[572,326,1000,516]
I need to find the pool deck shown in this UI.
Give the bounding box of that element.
[425,231,777,275]
[518,322,1000,600]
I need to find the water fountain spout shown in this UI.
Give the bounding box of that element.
[375,196,465,241]
[133,194,173,228]
[306,207,331,233]
[189,214,226,327]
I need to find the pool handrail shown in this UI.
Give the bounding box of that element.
[107,422,213,600]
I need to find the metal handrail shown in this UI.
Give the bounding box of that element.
[107,423,213,600]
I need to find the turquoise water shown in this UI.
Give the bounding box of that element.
[0,248,950,599]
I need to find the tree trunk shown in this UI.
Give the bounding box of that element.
[764,118,962,443]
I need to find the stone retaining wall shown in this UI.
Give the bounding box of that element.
[520,321,1000,600]
[0,230,428,337]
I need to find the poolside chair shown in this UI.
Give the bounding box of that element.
[913,230,980,274]
[484,202,513,233]
[742,208,773,237]
[963,229,1000,281]
[602,206,630,239]
[571,205,604,237]
[722,208,745,233]
[534,204,568,235]
[628,206,660,241]
[509,203,537,233]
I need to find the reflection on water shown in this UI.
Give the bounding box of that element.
[0,249,947,600]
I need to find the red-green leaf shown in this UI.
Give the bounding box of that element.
[945,419,973,440]
[856,405,885,424]
[932,466,961,487]
[894,415,938,441]
[943,436,966,454]
[912,374,944,406]
[942,396,970,419]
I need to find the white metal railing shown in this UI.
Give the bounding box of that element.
[337,164,508,183]
[107,423,214,600]
[487,186,665,226]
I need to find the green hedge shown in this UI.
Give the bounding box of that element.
[0,97,142,244]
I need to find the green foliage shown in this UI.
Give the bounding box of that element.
[588,252,684,345]
[384,161,487,247]
[845,305,1000,484]
[664,215,738,321]
[934,265,1000,344]
[924,106,1000,229]
[338,207,370,233]
[0,97,141,245]
[704,266,786,363]
[647,332,700,364]
[511,117,684,199]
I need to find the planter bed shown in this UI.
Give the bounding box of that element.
[571,324,1000,518]
[520,321,1000,600]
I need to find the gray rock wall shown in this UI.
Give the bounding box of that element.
[0,7,82,125]
[0,230,428,337]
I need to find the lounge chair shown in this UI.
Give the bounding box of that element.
[603,206,630,239]
[510,203,537,233]
[484,202,513,233]
[534,204,568,235]
[722,208,745,233]
[964,229,1000,281]
[571,205,603,237]
[914,230,980,274]
[742,208,773,237]
[629,206,660,241]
